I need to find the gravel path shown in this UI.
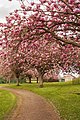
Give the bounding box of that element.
[0,87,61,120]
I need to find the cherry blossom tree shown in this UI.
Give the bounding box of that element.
[34,68,39,83]
[24,69,34,83]
[43,70,59,82]
[15,0,80,47]
[7,0,80,47]
[0,56,16,84]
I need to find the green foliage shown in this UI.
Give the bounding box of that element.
[0,90,16,120]
[6,82,80,120]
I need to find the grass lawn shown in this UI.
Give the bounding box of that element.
[0,89,16,120]
[4,82,80,120]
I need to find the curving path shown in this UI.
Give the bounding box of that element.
[0,87,61,120]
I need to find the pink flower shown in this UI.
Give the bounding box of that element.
[40,0,46,4]
[31,2,34,6]
[74,8,80,13]
[21,5,25,9]
[69,0,75,4]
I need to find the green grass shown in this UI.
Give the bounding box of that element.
[0,89,16,120]
[4,82,80,120]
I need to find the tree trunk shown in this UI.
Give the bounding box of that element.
[8,79,11,85]
[29,77,31,83]
[17,78,20,86]
[5,80,7,84]
[39,75,43,88]
[37,77,38,83]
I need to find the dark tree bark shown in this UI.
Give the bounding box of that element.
[16,77,20,86]
[8,79,11,85]
[39,75,43,88]
[36,77,38,83]
[29,76,31,83]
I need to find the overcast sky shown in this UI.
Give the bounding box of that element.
[0,0,35,22]
[0,0,40,23]
[0,0,21,22]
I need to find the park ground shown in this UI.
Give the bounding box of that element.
[0,81,80,120]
